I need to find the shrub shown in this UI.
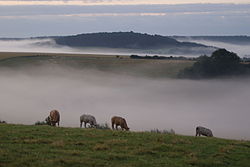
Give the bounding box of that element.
[0,120,7,124]
[149,128,175,134]
[34,121,48,125]
[96,123,111,130]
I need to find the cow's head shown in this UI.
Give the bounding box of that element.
[45,116,51,125]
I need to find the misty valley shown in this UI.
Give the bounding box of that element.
[0,50,250,140]
[1,1,250,166]
[1,33,250,167]
[1,33,250,141]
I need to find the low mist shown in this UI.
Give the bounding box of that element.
[0,39,132,55]
[177,39,250,57]
[0,38,223,57]
[1,38,250,57]
[0,38,74,53]
[0,64,250,140]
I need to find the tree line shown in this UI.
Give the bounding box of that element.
[178,49,250,79]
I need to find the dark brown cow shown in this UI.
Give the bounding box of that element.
[47,110,60,126]
[111,116,129,131]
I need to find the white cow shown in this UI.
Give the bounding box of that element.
[80,114,97,128]
[196,126,213,137]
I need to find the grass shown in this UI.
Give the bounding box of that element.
[0,124,250,167]
[0,52,194,78]
[0,52,117,60]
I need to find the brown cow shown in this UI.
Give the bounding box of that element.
[111,116,129,131]
[46,110,60,126]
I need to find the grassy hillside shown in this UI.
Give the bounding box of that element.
[0,52,194,78]
[0,124,250,167]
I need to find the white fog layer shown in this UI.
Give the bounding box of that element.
[0,65,250,140]
[176,39,250,57]
[1,38,250,57]
[0,39,82,54]
[0,39,166,56]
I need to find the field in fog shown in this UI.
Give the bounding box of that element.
[0,53,250,140]
[0,52,193,78]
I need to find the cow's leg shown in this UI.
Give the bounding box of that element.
[58,121,59,127]
[84,122,87,128]
[116,125,118,130]
[80,121,82,128]
[112,123,115,130]
[196,131,198,136]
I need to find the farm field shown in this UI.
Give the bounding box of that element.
[0,52,118,60]
[0,124,250,167]
[0,52,194,78]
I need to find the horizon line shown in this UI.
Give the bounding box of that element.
[1,31,250,39]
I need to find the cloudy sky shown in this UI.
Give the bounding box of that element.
[0,0,250,5]
[0,0,250,37]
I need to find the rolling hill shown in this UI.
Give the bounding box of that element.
[0,52,194,78]
[52,32,216,55]
[54,32,207,49]
[0,32,220,55]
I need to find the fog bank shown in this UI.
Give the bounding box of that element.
[0,39,132,55]
[0,38,215,57]
[0,64,250,140]
[1,38,250,57]
[176,38,250,57]
[0,38,73,53]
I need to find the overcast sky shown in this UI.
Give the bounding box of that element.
[0,0,250,5]
[0,1,250,37]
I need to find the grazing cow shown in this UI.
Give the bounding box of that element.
[80,114,97,128]
[111,116,129,131]
[45,116,51,125]
[46,110,60,126]
[196,126,213,137]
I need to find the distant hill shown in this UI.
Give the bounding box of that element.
[0,32,221,55]
[51,32,217,55]
[54,32,208,49]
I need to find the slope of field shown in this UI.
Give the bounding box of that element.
[0,124,250,167]
[0,52,194,78]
